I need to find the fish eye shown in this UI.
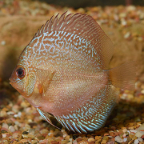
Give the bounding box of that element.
[16,67,25,79]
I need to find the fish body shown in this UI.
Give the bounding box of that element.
[9,12,135,133]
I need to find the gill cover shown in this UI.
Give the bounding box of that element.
[24,72,36,97]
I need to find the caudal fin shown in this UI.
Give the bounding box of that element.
[109,62,136,90]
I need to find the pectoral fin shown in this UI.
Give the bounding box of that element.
[35,69,55,96]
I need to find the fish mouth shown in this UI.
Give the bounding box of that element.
[9,78,15,87]
[9,77,25,96]
[9,71,17,86]
[9,76,13,84]
[9,80,12,85]
[9,77,17,88]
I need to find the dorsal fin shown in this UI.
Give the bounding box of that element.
[33,12,113,68]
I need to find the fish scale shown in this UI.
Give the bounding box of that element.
[27,30,101,72]
[24,14,106,69]
[53,85,117,133]
[9,12,135,133]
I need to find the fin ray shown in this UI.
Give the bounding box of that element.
[54,85,117,133]
[37,108,60,130]
[109,61,136,90]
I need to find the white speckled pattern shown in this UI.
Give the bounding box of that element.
[10,12,120,133]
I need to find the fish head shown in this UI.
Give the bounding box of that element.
[9,55,37,98]
[9,51,55,109]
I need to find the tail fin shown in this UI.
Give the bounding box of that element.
[109,62,136,91]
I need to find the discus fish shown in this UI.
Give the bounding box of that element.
[9,12,135,133]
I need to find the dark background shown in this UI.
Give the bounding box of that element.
[36,0,144,8]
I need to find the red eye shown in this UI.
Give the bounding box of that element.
[16,67,25,79]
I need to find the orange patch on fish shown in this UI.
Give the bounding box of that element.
[38,85,43,95]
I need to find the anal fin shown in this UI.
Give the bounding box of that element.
[37,108,61,130]
[54,85,117,133]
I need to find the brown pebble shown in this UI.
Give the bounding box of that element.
[101,139,107,143]
[104,133,109,136]
[12,131,21,139]
[103,136,109,141]
[9,125,15,132]
[95,136,102,140]
[51,141,60,144]
[2,133,10,138]
[22,131,29,135]
[0,110,7,117]
[79,141,88,144]
[37,135,45,140]
[19,139,28,143]
[40,129,49,135]
[106,141,115,144]
[21,101,30,108]
[76,137,83,142]
[1,130,8,133]
[141,135,144,139]
[88,137,95,142]
[109,132,116,137]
